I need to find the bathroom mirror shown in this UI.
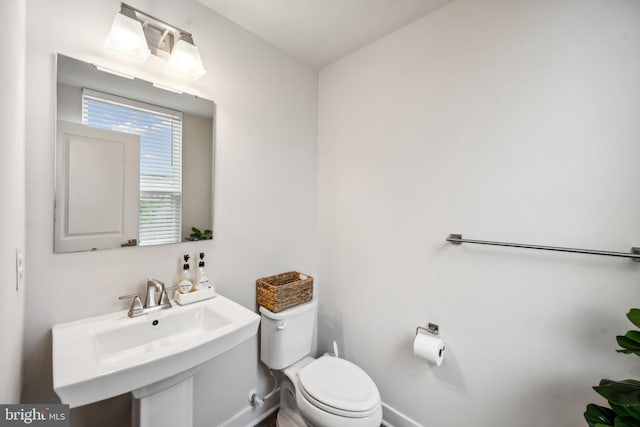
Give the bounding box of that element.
[54,54,214,253]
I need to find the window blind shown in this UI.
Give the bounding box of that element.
[82,89,183,246]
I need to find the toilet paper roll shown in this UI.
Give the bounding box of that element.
[413,332,445,366]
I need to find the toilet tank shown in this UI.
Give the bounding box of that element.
[260,300,317,370]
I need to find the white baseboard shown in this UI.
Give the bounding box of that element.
[218,397,421,427]
[244,404,279,427]
[217,400,279,427]
[381,402,424,427]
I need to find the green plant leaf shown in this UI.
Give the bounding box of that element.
[618,331,640,352]
[626,331,640,342]
[595,380,640,405]
[611,402,640,419]
[614,415,640,427]
[618,336,640,352]
[627,309,640,329]
[585,404,616,427]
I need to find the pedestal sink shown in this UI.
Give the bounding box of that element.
[52,294,260,427]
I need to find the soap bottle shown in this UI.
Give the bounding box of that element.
[195,252,210,291]
[177,254,194,294]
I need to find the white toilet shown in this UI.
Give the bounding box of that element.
[260,300,382,427]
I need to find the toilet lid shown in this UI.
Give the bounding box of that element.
[298,357,380,414]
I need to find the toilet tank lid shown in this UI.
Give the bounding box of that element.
[259,299,317,320]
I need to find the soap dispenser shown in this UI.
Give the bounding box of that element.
[177,254,194,294]
[195,252,210,291]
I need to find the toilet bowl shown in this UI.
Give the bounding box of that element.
[277,378,308,427]
[289,356,382,427]
[259,301,382,427]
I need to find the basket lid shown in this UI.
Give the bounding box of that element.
[259,299,317,320]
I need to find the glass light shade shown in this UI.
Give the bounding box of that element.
[167,39,206,80]
[104,12,150,63]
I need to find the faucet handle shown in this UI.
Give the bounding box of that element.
[158,289,172,307]
[119,294,144,317]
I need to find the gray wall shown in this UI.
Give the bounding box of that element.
[0,0,26,405]
[182,112,213,240]
[317,0,640,426]
[23,0,317,426]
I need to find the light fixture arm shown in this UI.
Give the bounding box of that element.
[157,28,171,50]
[120,3,194,43]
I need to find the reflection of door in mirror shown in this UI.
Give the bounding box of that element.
[55,121,140,252]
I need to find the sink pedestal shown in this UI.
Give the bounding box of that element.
[132,367,200,427]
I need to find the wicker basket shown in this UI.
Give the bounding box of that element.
[256,271,313,312]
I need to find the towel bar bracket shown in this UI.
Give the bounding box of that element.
[448,234,462,245]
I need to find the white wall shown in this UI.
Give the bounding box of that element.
[0,0,26,405]
[317,1,640,426]
[23,0,317,426]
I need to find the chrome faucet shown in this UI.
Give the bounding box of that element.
[145,278,166,308]
[119,278,172,317]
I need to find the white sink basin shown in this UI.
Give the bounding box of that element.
[52,294,260,408]
[93,305,230,358]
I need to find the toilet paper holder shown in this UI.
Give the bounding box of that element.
[416,322,439,336]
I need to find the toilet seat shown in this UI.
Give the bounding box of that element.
[297,357,380,418]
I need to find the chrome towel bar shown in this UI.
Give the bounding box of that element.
[446,234,640,262]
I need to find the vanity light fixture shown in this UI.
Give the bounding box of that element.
[105,3,206,80]
[167,34,207,80]
[104,4,150,63]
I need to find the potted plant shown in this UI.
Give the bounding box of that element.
[584,309,640,426]
[184,227,212,241]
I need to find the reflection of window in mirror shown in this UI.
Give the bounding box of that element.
[82,89,182,246]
